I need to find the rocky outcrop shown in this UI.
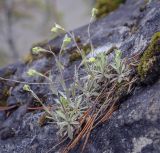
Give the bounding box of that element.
[0,0,160,153]
[82,80,160,153]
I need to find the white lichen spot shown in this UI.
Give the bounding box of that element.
[132,137,152,153]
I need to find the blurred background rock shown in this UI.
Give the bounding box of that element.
[0,0,94,66]
[0,0,125,66]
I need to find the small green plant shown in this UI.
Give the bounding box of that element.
[53,93,87,139]
[86,53,108,78]
[26,15,130,142]
[25,64,88,139]
[110,49,130,83]
[0,7,134,153]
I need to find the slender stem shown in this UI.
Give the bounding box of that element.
[0,76,51,85]
[87,18,94,54]
[67,31,82,53]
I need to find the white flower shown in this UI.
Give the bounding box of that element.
[62,34,72,48]
[92,8,98,18]
[88,57,96,63]
[23,84,30,92]
[51,23,65,33]
[32,47,43,54]
[27,69,38,77]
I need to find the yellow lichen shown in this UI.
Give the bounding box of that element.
[138,32,160,80]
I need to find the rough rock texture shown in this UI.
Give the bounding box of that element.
[0,0,160,153]
[82,81,160,153]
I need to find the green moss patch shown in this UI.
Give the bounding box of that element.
[138,32,160,83]
[0,83,9,106]
[69,44,91,63]
[95,0,126,18]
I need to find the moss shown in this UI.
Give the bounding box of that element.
[75,36,81,44]
[138,32,160,82]
[0,83,9,106]
[95,0,126,18]
[69,44,91,63]
[23,50,46,64]
[69,52,82,62]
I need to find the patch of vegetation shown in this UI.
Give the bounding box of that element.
[138,32,160,83]
[23,18,136,152]
[0,8,137,153]
[95,0,126,18]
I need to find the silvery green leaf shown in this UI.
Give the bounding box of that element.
[60,96,69,107]
[76,96,82,108]
[70,83,76,97]
[57,121,68,127]
[56,59,64,71]
[92,92,99,96]
[42,104,54,117]
[115,49,122,58]
[54,98,61,105]
[118,77,122,83]
[56,110,66,120]
[67,125,74,139]
[121,63,126,72]
[72,121,80,125]
[59,126,66,137]
[110,63,117,70]
[59,91,67,99]
[69,110,76,118]
[48,72,58,96]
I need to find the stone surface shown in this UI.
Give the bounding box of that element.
[0,0,160,153]
[82,81,160,153]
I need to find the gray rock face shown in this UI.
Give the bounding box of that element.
[82,81,160,153]
[0,0,160,153]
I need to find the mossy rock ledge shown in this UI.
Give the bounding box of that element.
[138,32,160,84]
[0,0,160,153]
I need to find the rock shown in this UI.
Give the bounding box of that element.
[0,112,6,124]
[81,80,160,153]
[0,0,160,152]
[0,127,15,140]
